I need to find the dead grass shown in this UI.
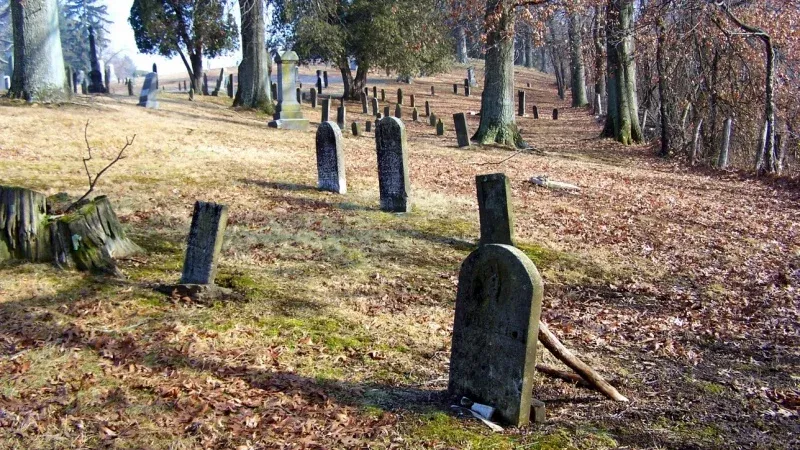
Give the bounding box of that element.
[0,62,798,449]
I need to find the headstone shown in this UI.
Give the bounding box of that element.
[449,243,544,426]
[453,84,458,94]
[323,71,329,88]
[533,105,539,119]
[178,81,182,92]
[81,78,88,95]
[364,87,369,97]
[272,82,278,100]
[71,70,77,93]
[431,86,435,96]
[526,82,531,88]
[65,66,74,94]
[395,104,402,119]
[336,105,346,130]
[127,79,134,96]
[316,69,322,79]
[311,88,318,108]
[412,107,419,122]
[184,80,188,91]
[137,72,159,109]
[429,113,437,127]
[3,75,11,90]
[88,27,105,94]
[425,101,431,117]
[371,97,379,116]
[227,74,234,98]
[104,66,111,93]
[397,88,403,105]
[436,119,445,136]
[476,173,514,246]
[98,59,106,88]
[384,106,390,117]
[518,91,526,117]
[316,121,346,194]
[552,108,558,120]
[180,201,229,285]
[212,68,225,96]
[361,93,368,113]
[202,73,210,95]
[454,113,470,148]
[321,98,331,122]
[373,86,377,98]
[464,78,469,88]
[268,51,309,130]
[467,67,477,86]
[465,85,470,97]
[381,89,386,102]
[366,121,372,132]
[351,122,360,136]
[410,94,415,107]
[152,63,158,73]
[316,77,323,93]
[376,117,410,213]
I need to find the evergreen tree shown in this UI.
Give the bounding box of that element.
[59,0,112,71]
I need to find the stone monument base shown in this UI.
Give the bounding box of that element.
[268,119,309,131]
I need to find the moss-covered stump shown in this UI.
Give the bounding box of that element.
[0,186,140,274]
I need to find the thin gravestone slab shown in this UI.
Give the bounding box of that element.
[453,113,471,148]
[321,98,331,122]
[137,72,159,109]
[181,201,228,285]
[476,173,514,246]
[376,117,411,213]
[316,122,346,194]
[449,243,544,426]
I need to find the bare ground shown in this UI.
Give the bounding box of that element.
[0,63,797,449]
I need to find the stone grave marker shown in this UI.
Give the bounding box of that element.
[381,89,386,101]
[127,79,133,96]
[552,108,558,120]
[464,78,469,88]
[3,75,10,90]
[180,201,229,285]
[384,106,390,117]
[316,77,323,93]
[88,27,105,93]
[476,173,514,246]
[337,105,346,130]
[465,85,471,97]
[436,119,445,136]
[373,86,377,98]
[453,113,470,148]
[371,97,379,116]
[137,72,159,109]
[212,69,225,96]
[361,93,369,113]
[453,83,458,94]
[269,51,309,130]
[227,74,234,98]
[518,91,526,117]
[431,86,435,96]
[316,121,346,194]
[425,101,431,117]
[467,67,477,86]
[397,88,403,105]
[429,113,438,127]
[366,121,372,132]
[323,71,329,87]
[533,105,539,119]
[395,104,402,119]
[410,94,415,107]
[352,122,360,136]
[202,73,210,95]
[526,82,531,88]
[412,107,419,122]
[321,98,331,122]
[375,117,411,213]
[449,242,544,426]
[311,88,317,108]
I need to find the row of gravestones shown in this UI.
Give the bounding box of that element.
[168,166,542,427]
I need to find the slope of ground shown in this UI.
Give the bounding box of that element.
[0,63,797,449]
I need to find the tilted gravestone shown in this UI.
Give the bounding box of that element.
[449,243,544,426]
[310,88,318,108]
[181,201,229,285]
[533,105,539,119]
[213,69,226,96]
[395,104,402,119]
[137,72,159,109]
[269,51,309,130]
[518,91,526,117]
[337,106,346,130]
[352,122,360,136]
[375,117,411,213]
[436,119,445,136]
[552,108,559,120]
[425,101,431,117]
[316,121,346,194]
[361,93,369,113]
[321,98,331,122]
[476,173,514,246]
[371,97,379,116]
[453,113,471,148]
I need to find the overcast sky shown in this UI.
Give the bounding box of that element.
[105,1,241,75]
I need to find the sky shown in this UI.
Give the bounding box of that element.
[105,1,242,75]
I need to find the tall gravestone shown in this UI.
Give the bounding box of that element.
[449,243,544,426]
[552,108,559,120]
[376,117,410,213]
[107,64,116,88]
[351,122,360,136]
[431,86,435,96]
[425,101,431,117]
[371,97,379,116]
[397,88,403,105]
[180,201,229,285]
[518,91,526,117]
[268,51,309,130]
[104,66,111,93]
[409,94,415,107]
[436,119,445,136]
[395,104,402,119]
[212,68,225,96]
[336,106,346,130]
[316,122,346,194]
[373,86,377,98]
[323,71,329,88]
[412,107,419,122]
[384,106,390,118]
[465,85,471,97]
[476,173,514,246]
[127,79,134,96]
[453,84,458,94]
[361,93,368,113]
[137,73,159,109]
[454,113,471,148]
[467,67,477,87]
[381,89,386,101]
[321,98,331,122]
[227,74,234,98]
[532,105,539,119]
[310,88,318,108]
[87,27,105,94]
[202,73,210,95]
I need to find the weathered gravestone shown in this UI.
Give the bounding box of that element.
[429,113,438,127]
[352,122,360,136]
[373,86,377,98]
[88,27,105,94]
[361,93,368,113]
[371,97,379,116]
[227,74,234,98]
[337,106,346,130]
[467,67,477,86]
[316,77,323,94]
[323,71,329,87]
[518,91,526,117]
[425,101,431,117]
[321,98,331,122]
[212,68,225,96]
[436,119,445,136]
[310,88,318,108]
[410,94,415,107]
[465,85,471,97]
[152,63,158,73]
[449,243,544,426]
[180,201,229,285]
[552,108,559,120]
[476,173,514,246]
[453,84,458,94]
[532,105,539,119]
[375,117,410,213]
[127,79,133,96]
[3,76,10,90]
[269,51,309,130]
[395,104,402,119]
[381,89,386,102]
[366,121,372,132]
[453,113,471,148]
[137,72,159,109]
[412,107,419,122]
[397,88,403,105]
[202,73,210,95]
[316,121,346,194]
[384,106,390,117]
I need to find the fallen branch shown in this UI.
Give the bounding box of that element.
[535,364,590,387]
[538,320,629,402]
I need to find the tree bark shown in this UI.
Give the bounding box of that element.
[568,11,588,107]
[656,16,670,157]
[718,118,732,169]
[9,0,68,102]
[538,321,629,402]
[472,0,523,148]
[233,0,273,112]
[592,6,606,112]
[455,25,468,64]
[190,52,204,94]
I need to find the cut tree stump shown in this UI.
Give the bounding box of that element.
[0,186,140,275]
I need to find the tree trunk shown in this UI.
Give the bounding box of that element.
[9,0,68,102]
[593,6,606,112]
[472,0,523,148]
[1,187,140,274]
[524,27,534,68]
[656,16,670,157]
[568,12,588,107]
[233,0,273,113]
[691,119,703,166]
[718,118,732,169]
[455,25,468,64]
[602,0,642,145]
[190,52,204,94]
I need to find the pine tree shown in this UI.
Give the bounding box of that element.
[59,0,112,70]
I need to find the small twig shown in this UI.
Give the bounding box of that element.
[66,121,136,212]
[476,150,524,166]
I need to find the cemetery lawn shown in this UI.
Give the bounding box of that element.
[0,64,798,449]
